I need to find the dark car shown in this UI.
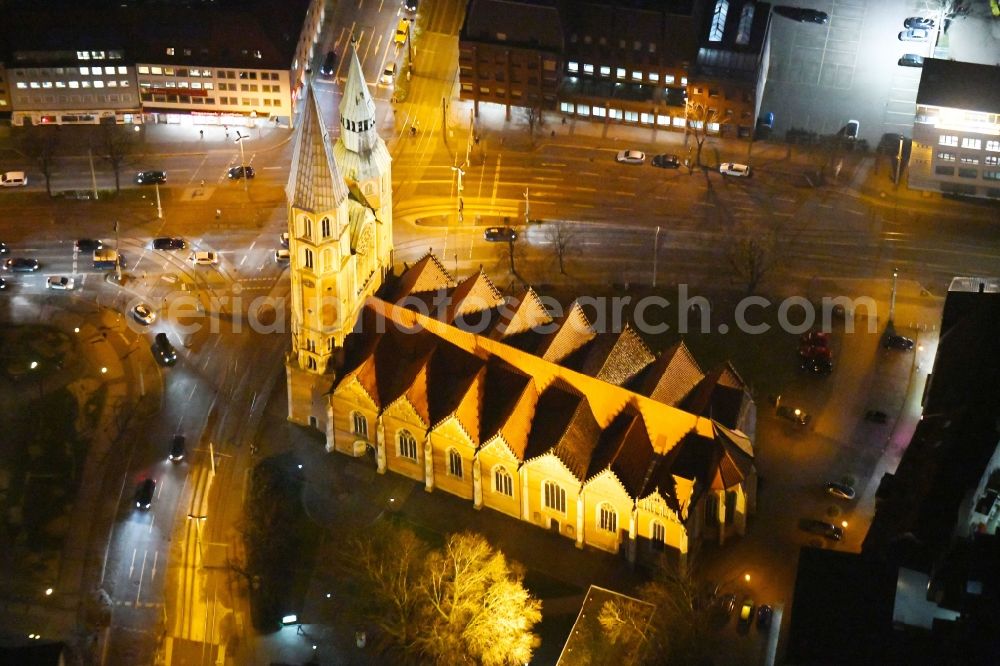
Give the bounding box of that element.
[152,237,186,250]
[777,404,810,425]
[898,53,924,67]
[3,257,39,272]
[404,0,418,11]
[0,242,7,254]
[800,518,843,541]
[135,478,156,510]
[135,170,167,184]
[800,330,830,350]
[0,277,7,290]
[484,226,517,242]
[153,332,178,367]
[227,165,255,180]
[774,6,829,24]
[884,334,914,350]
[320,50,337,76]
[801,353,833,375]
[826,482,856,500]
[904,16,935,30]
[75,238,103,252]
[651,154,680,169]
[169,435,185,462]
[757,604,773,630]
[719,593,737,616]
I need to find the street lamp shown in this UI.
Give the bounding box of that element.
[889,267,899,323]
[652,225,661,288]
[451,165,465,225]
[234,131,250,193]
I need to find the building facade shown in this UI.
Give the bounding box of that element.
[458,0,771,140]
[908,59,1000,200]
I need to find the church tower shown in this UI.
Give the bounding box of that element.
[285,41,393,429]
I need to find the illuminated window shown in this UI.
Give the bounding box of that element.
[599,503,618,532]
[960,155,979,165]
[493,466,513,496]
[664,74,675,84]
[609,108,622,120]
[398,430,417,460]
[321,217,331,238]
[616,67,626,79]
[151,67,162,75]
[543,481,566,513]
[164,68,175,76]
[94,81,104,88]
[77,51,90,60]
[15,82,26,89]
[985,156,999,166]
[301,217,312,238]
[986,141,1000,152]
[351,412,368,438]
[107,81,117,88]
[447,449,463,478]
[117,66,127,75]
[682,76,688,86]
[102,67,112,75]
[632,71,642,81]
[710,0,729,42]
[120,80,129,87]
[600,66,610,77]
[961,137,981,150]
[593,106,606,118]
[166,48,175,56]
[79,67,89,75]
[91,51,105,59]
[204,83,213,90]
[138,66,149,74]
[68,81,79,89]
[191,82,202,89]
[583,64,594,74]
[939,135,958,147]
[567,61,578,73]
[55,82,65,88]
[649,72,659,83]
[304,248,314,269]
[625,110,638,123]
[657,114,670,126]
[81,81,91,88]
[937,152,956,162]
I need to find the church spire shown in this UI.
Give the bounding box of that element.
[338,39,379,154]
[287,80,349,213]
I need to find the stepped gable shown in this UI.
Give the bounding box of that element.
[441,269,505,323]
[524,380,602,480]
[682,362,747,429]
[373,324,438,425]
[427,340,486,442]
[285,82,349,213]
[480,359,537,459]
[575,325,656,387]
[632,341,705,406]
[587,405,658,498]
[708,422,755,491]
[489,288,554,339]
[393,253,456,301]
[535,300,597,364]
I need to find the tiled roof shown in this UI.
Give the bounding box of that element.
[709,422,755,491]
[633,341,704,406]
[394,254,456,299]
[373,326,437,425]
[587,406,657,497]
[480,359,537,459]
[577,325,656,387]
[490,288,553,339]
[681,363,748,430]
[537,301,596,363]
[525,381,602,480]
[333,41,393,183]
[427,340,486,442]
[286,83,349,214]
[443,270,505,323]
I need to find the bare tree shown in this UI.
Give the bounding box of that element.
[96,123,133,194]
[518,103,546,144]
[19,127,60,197]
[545,221,576,275]
[348,527,541,665]
[727,231,777,296]
[685,101,719,171]
[638,557,714,666]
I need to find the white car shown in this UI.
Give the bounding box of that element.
[274,249,290,263]
[1,171,27,187]
[46,276,74,290]
[189,250,219,265]
[279,232,289,247]
[719,162,751,177]
[616,149,646,164]
[131,303,156,325]
[381,62,397,85]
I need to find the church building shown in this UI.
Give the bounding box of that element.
[285,43,756,565]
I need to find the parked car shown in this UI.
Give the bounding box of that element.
[280,232,289,247]
[616,149,646,164]
[898,28,930,42]
[135,478,156,510]
[884,334,915,350]
[1,171,28,187]
[719,162,751,177]
[394,18,410,45]
[845,119,860,140]
[0,241,7,254]
[46,276,74,290]
[904,16,935,30]
[757,604,773,630]
[826,482,856,500]
[719,593,737,616]
[189,250,219,265]
[153,332,178,367]
[484,226,517,242]
[274,249,291,263]
[131,303,156,325]
[739,597,755,628]
[773,6,829,24]
[777,404,810,425]
[381,61,397,85]
[135,170,167,184]
[3,257,39,272]
[898,53,925,67]
[75,238,103,252]
[0,277,7,290]
[320,50,337,76]
[404,0,418,10]
[800,518,844,541]
[152,237,186,250]
[651,154,680,169]
[801,350,833,375]
[227,165,255,179]
[169,435,185,462]
[800,330,830,354]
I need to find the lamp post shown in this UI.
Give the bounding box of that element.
[187,514,207,564]
[524,188,530,226]
[652,225,661,288]
[889,267,899,324]
[894,134,904,185]
[234,131,249,193]
[451,165,465,225]
[154,182,163,219]
[114,220,122,283]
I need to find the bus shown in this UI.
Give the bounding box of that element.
[93,249,124,270]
